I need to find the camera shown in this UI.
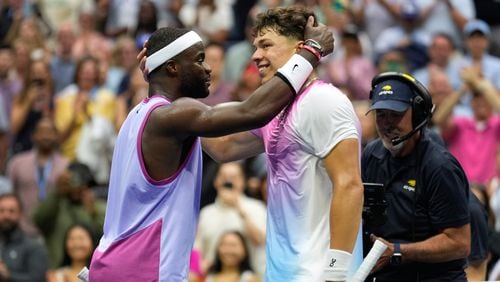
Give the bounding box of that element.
[362,183,387,227]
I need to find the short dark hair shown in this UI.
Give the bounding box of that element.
[146,27,191,78]
[252,5,315,42]
[68,161,96,188]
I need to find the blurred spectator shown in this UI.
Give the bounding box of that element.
[0,0,29,45]
[325,25,376,100]
[104,35,138,94]
[426,68,455,108]
[159,0,186,29]
[0,193,49,282]
[415,0,475,50]
[72,5,112,62]
[474,0,500,57]
[412,32,463,91]
[376,49,410,74]
[242,155,267,203]
[223,15,255,83]
[488,146,500,231]
[0,95,8,174]
[50,22,77,93]
[226,0,258,45]
[317,0,350,32]
[33,161,106,268]
[451,19,500,117]
[352,100,377,149]
[424,68,457,132]
[47,223,98,282]
[133,0,158,44]
[199,42,234,106]
[374,2,430,72]
[249,0,285,18]
[54,56,116,184]
[230,61,261,102]
[466,189,490,281]
[10,59,55,154]
[0,176,12,195]
[104,0,140,38]
[179,0,234,45]
[0,45,22,119]
[37,0,95,33]
[205,230,259,282]
[7,16,49,60]
[195,162,266,275]
[348,0,401,44]
[432,66,500,185]
[114,68,148,130]
[7,117,69,236]
[11,39,32,85]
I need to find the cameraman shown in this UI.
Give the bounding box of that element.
[361,72,470,281]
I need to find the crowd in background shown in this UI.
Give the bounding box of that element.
[0,0,499,281]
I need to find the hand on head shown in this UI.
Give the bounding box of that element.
[304,16,334,57]
[137,40,149,82]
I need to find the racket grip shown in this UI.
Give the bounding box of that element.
[352,239,388,282]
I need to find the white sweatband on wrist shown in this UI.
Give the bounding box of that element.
[323,249,353,281]
[276,54,314,95]
[145,30,203,74]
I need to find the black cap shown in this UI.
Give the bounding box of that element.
[370,79,415,112]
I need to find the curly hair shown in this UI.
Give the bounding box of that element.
[252,5,316,42]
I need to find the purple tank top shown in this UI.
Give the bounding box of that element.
[89,95,203,281]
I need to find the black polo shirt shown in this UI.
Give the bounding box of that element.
[361,133,470,281]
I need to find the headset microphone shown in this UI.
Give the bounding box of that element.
[391,119,428,146]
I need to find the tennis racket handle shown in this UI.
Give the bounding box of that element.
[352,239,388,282]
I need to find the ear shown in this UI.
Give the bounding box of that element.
[296,40,305,53]
[164,60,178,77]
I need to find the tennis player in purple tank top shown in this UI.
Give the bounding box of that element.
[88,22,333,281]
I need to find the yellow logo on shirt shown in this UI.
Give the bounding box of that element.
[403,179,416,192]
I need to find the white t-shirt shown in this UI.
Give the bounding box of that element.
[253,80,363,282]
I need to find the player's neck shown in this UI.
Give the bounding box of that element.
[149,85,176,101]
[299,74,319,94]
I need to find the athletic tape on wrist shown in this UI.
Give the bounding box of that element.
[145,31,203,74]
[276,54,314,95]
[323,249,352,281]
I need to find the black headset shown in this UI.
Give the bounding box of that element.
[370,72,434,130]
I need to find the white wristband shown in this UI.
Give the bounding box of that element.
[276,54,314,95]
[323,249,352,282]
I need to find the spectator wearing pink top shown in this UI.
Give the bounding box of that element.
[433,66,500,184]
[325,25,376,101]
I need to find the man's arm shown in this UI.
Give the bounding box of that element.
[371,224,470,273]
[202,131,264,163]
[401,224,471,262]
[431,87,464,135]
[323,138,364,252]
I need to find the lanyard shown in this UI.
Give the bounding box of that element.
[36,158,53,200]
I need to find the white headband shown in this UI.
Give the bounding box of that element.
[145,31,203,74]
